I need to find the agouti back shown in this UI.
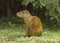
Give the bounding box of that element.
[16,10,43,37]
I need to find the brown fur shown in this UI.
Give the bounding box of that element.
[16,10,43,37]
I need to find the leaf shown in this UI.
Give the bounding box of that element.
[51,0,58,5]
[33,2,38,7]
[32,1,40,8]
[39,0,50,6]
[46,4,51,10]
[21,0,29,5]
[29,0,35,3]
[21,0,35,5]
[56,6,60,14]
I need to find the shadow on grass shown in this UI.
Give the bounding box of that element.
[0,15,28,37]
[0,15,25,29]
[43,21,60,32]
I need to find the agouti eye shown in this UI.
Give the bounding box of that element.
[21,11,25,14]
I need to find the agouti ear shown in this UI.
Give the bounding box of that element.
[22,9,28,12]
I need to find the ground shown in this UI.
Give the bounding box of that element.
[0,25,60,43]
[0,16,60,43]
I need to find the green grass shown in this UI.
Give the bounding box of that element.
[0,16,60,43]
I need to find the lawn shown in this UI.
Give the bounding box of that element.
[0,16,60,43]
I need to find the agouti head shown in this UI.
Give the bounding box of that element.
[16,10,31,18]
